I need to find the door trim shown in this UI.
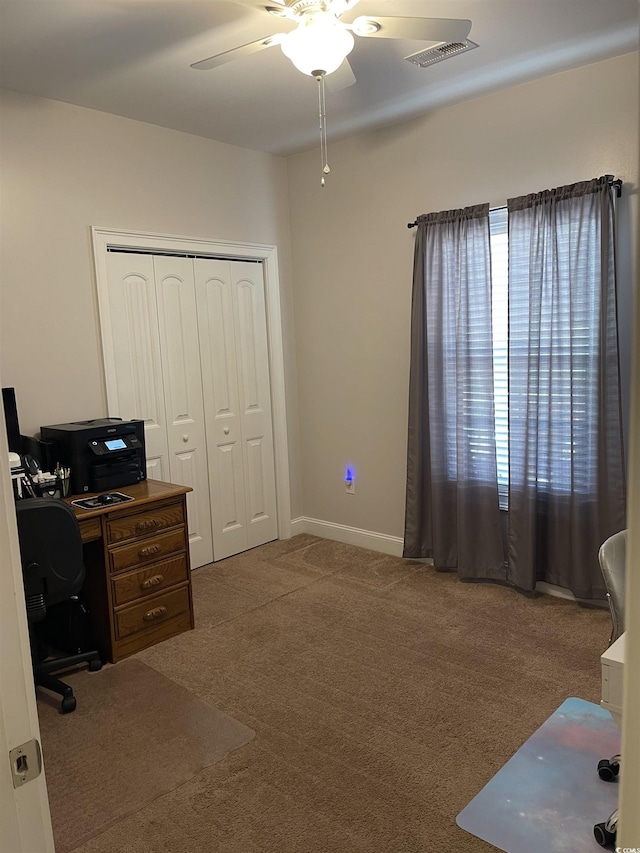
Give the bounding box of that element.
[91,226,292,542]
[0,404,55,851]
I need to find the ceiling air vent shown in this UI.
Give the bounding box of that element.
[405,39,478,68]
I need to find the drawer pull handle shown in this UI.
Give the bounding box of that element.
[135,519,160,532]
[139,544,162,558]
[141,574,164,589]
[143,606,167,622]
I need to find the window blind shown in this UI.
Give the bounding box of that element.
[489,207,509,509]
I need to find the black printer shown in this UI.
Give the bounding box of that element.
[40,418,146,495]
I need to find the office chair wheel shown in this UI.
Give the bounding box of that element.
[594,809,618,849]
[61,694,77,714]
[89,658,103,672]
[598,757,620,781]
[593,822,616,848]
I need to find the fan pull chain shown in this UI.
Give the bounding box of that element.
[316,72,330,188]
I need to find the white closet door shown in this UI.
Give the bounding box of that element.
[104,252,170,481]
[154,255,214,568]
[195,259,277,559]
[195,259,248,559]
[232,261,278,549]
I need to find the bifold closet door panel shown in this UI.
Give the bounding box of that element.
[231,261,278,550]
[194,258,278,559]
[153,255,214,568]
[104,251,171,482]
[194,258,249,560]
[103,249,277,567]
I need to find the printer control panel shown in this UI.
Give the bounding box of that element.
[89,436,143,456]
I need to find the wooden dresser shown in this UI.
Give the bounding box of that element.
[67,479,194,663]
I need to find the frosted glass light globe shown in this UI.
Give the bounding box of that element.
[281,17,354,76]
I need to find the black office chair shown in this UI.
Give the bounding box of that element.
[593,529,627,848]
[15,498,102,714]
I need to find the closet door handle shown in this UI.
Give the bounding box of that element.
[182,434,189,443]
[224,427,230,435]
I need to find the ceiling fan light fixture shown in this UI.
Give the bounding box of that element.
[352,17,380,36]
[281,16,354,76]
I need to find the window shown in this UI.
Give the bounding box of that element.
[489,207,509,509]
[489,196,612,511]
[404,179,624,590]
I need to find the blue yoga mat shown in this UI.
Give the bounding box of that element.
[457,697,620,853]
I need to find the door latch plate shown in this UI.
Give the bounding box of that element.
[9,738,42,788]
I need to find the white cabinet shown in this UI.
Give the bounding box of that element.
[103,252,278,566]
[601,632,625,728]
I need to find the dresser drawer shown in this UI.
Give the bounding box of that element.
[114,585,190,640]
[112,555,189,607]
[109,527,187,574]
[107,501,185,545]
[78,517,102,543]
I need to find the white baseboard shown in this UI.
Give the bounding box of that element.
[288,521,598,604]
[535,581,607,607]
[289,516,404,557]
[535,581,576,601]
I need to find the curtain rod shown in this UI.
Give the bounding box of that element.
[407,177,623,229]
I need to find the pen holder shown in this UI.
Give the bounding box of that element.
[35,479,59,498]
[58,476,71,498]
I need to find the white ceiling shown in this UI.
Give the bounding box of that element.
[1,0,638,155]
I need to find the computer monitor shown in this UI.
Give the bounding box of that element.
[2,387,21,453]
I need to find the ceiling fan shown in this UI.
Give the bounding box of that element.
[191,0,472,184]
[191,0,472,86]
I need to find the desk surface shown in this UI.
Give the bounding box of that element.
[65,479,191,520]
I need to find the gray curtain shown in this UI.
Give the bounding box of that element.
[507,177,626,598]
[403,204,504,580]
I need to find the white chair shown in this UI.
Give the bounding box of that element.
[593,530,626,848]
[600,530,627,646]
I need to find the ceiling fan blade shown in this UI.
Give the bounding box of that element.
[265,4,298,19]
[191,34,283,71]
[326,58,356,92]
[353,16,471,44]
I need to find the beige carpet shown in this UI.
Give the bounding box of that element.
[42,534,610,853]
[38,659,255,852]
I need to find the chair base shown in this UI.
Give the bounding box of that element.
[597,755,620,781]
[593,808,618,848]
[595,752,621,849]
[35,650,102,714]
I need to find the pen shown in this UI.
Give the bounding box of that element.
[21,476,36,498]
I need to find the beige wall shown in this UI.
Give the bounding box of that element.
[0,90,302,517]
[0,49,639,845]
[620,243,640,844]
[287,52,639,538]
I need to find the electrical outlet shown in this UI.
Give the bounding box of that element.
[345,466,355,494]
